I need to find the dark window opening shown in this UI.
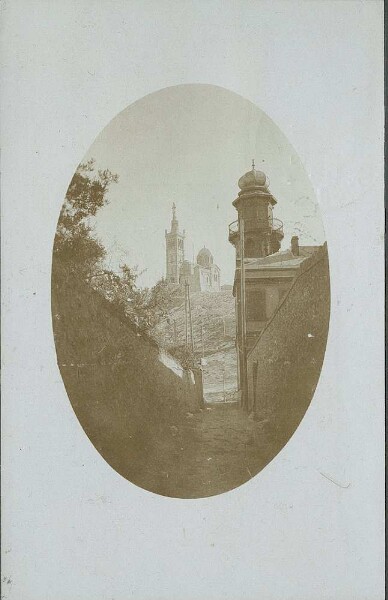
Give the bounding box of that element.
[245,238,254,256]
[246,289,266,321]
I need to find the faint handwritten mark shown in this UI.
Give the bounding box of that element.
[319,471,351,489]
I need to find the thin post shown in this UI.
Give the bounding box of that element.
[184,280,189,350]
[187,281,194,353]
[240,218,247,409]
[223,363,226,402]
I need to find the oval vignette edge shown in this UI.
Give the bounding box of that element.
[51,84,330,498]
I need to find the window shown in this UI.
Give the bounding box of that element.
[246,289,266,321]
[245,238,254,257]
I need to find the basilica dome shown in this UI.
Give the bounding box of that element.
[197,247,213,268]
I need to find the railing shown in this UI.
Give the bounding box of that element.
[271,218,283,232]
[229,220,239,235]
[228,217,284,237]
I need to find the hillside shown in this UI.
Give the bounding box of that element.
[51,268,261,498]
[152,290,238,402]
[52,264,204,496]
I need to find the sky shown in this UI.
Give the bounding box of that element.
[82,84,325,287]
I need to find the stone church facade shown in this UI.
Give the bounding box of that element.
[165,203,221,292]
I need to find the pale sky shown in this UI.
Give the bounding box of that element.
[83,84,325,287]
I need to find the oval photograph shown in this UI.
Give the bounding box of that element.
[52,84,330,498]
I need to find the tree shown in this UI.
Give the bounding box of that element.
[53,159,180,338]
[144,278,181,326]
[90,263,148,327]
[53,159,118,279]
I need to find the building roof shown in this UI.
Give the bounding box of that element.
[197,246,213,258]
[234,162,277,207]
[238,167,269,191]
[197,246,214,268]
[243,246,319,271]
[232,245,321,294]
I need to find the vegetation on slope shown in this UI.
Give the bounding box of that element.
[52,160,205,496]
[152,289,238,400]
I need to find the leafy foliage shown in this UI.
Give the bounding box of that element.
[53,159,118,278]
[53,159,181,338]
[91,270,182,333]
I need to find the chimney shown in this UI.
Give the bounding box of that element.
[291,236,299,256]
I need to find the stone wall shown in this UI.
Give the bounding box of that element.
[52,271,203,495]
[246,244,330,448]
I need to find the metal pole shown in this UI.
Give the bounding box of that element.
[184,281,189,350]
[240,218,247,409]
[187,281,194,354]
[223,363,226,402]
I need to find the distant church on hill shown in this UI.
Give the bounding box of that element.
[165,203,221,292]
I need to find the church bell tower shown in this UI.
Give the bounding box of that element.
[165,203,185,284]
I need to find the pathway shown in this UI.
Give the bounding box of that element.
[163,401,271,498]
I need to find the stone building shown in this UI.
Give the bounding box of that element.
[228,161,320,407]
[246,244,330,420]
[165,204,221,292]
[165,202,185,285]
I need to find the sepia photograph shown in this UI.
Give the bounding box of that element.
[2,2,383,599]
[52,84,330,498]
